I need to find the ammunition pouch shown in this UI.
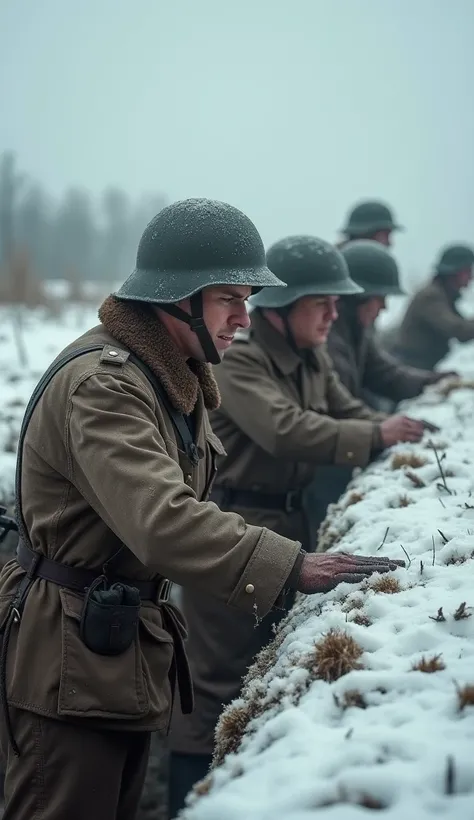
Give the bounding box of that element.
[79,576,141,656]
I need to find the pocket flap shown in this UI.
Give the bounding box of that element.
[206,431,226,457]
[140,605,174,644]
[59,588,83,622]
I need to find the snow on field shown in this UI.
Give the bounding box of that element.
[181,358,474,817]
[0,302,98,504]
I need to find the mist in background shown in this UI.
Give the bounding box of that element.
[1,0,473,288]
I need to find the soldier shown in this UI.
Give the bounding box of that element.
[338,200,403,248]
[168,235,415,815]
[387,243,474,370]
[0,200,403,820]
[328,240,453,402]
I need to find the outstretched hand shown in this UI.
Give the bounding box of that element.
[297,551,405,594]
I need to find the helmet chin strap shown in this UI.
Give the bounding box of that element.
[159,291,222,365]
[274,305,301,356]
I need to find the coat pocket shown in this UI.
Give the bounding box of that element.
[58,588,173,722]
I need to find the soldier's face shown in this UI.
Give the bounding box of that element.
[357,296,386,327]
[289,296,339,347]
[202,286,252,356]
[453,268,473,290]
[158,285,252,361]
[372,230,392,247]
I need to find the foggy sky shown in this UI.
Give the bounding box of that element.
[1,0,473,285]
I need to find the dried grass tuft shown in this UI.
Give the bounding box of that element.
[342,595,364,612]
[213,701,259,766]
[358,794,386,810]
[370,576,401,594]
[391,452,427,470]
[303,628,364,683]
[192,774,214,798]
[456,684,474,711]
[243,640,279,686]
[345,491,364,507]
[352,612,373,627]
[390,494,413,508]
[445,551,474,566]
[411,654,446,673]
[437,378,474,397]
[342,689,367,709]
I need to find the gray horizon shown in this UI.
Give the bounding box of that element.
[1,0,473,284]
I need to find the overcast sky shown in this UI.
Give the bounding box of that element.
[1,0,473,284]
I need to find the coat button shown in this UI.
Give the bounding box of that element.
[108,350,119,357]
[245,583,255,594]
[185,474,192,484]
[347,451,354,459]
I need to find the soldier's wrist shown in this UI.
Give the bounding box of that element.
[286,549,307,590]
[371,423,384,452]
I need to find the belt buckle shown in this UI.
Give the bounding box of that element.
[158,578,171,603]
[285,490,298,513]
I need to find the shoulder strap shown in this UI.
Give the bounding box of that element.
[15,344,199,544]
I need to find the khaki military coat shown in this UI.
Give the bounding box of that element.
[0,297,300,735]
[391,278,474,369]
[327,302,436,402]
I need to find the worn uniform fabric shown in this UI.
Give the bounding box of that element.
[389,278,474,370]
[327,301,435,402]
[305,302,436,545]
[0,298,301,818]
[169,310,383,765]
[0,706,150,820]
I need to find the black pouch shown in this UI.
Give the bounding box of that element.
[79,576,141,656]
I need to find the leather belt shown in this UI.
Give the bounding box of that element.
[6,541,194,740]
[16,540,166,601]
[211,486,304,513]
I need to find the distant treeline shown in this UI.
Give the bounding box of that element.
[0,152,168,284]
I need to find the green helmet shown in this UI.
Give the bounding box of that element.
[249,235,362,309]
[434,243,474,276]
[115,197,284,303]
[114,198,285,364]
[341,240,405,296]
[341,200,403,238]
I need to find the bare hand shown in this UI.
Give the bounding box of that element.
[432,370,459,382]
[380,414,424,447]
[297,552,405,594]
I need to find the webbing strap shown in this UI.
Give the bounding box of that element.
[14,344,198,542]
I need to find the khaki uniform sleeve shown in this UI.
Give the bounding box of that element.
[421,288,474,342]
[364,335,434,401]
[67,371,301,618]
[216,345,380,468]
[322,357,385,463]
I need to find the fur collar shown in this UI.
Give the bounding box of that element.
[98,295,220,414]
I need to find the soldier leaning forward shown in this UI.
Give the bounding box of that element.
[387,243,474,370]
[0,200,403,820]
[327,240,454,407]
[168,235,410,813]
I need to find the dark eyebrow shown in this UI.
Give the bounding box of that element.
[218,287,250,299]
